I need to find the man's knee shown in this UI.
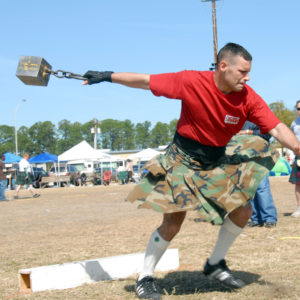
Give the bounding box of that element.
[228,203,252,228]
[241,203,252,218]
[158,211,186,241]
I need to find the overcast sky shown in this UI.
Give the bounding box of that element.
[1,0,300,129]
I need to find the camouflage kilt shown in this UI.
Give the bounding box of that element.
[16,172,33,185]
[127,135,279,225]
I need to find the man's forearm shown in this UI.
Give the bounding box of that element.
[269,122,300,154]
[111,73,150,90]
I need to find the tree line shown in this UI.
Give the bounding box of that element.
[0,101,297,156]
[0,118,178,155]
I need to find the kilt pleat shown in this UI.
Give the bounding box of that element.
[126,135,279,225]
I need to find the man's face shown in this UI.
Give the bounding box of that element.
[220,55,251,93]
[297,103,300,116]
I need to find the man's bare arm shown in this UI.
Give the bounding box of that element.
[269,123,300,155]
[111,73,150,90]
[82,71,150,90]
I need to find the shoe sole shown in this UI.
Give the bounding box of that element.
[206,275,245,289]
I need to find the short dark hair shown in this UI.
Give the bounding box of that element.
[217,43,252,66]
[296,100,300,106]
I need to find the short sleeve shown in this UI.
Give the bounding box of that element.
[150,71,186,100]
[246,89,281,134]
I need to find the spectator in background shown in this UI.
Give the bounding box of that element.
[0,153,7,201]
[126,159,135,183]
[289,100,300,217]
[286,148,295,166]
[14,153,40,199]
[238,121,277,228]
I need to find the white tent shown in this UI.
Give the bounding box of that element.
[128,148,161,161]
[58,140,112,161]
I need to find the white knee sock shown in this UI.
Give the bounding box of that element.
[208,217,243,265]
[138,229,170,281]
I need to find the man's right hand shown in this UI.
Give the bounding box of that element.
[82,71,114,85]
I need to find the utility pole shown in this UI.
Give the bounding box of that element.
[91,119,101,149]
[202,0,220,69]
[93,121,97,149]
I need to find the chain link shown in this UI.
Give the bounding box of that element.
[46,69,86,80]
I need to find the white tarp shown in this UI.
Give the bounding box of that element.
[58,140,112,162]
[128,148,160,161]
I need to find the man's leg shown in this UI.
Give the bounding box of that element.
[136,211,186,299]
[254,176,277,226]
[292,184,300,217]
[249,195,262,226]
[14,184,21,198]
[138,211,186,280]
[0,180,7,201]
[28,184,40,198]
[204,203,252,289]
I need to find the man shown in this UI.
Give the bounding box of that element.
[125,159,135,183]
[289,100,300,217]
[83,43,300,299]
[14,153,40,199]
[0,153,7,201]
[238,121,277,228]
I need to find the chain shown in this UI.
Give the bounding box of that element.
[46,69,86,81]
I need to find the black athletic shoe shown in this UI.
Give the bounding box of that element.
[247,221,263,227]
[265,222,276,228]
[33,194,40,198]
[203,259,245,289]
[135,276,161,300]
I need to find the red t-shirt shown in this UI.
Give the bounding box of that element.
[150,70,280,147]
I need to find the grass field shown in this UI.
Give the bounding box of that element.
[1,176,300,300]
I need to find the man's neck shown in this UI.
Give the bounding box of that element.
[213,72,232,95]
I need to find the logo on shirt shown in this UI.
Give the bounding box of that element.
[224,115,240,125]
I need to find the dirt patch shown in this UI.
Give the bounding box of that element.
[1,177,300,299]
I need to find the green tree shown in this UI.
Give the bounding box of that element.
[150,122,169,148]
[82,119,98,147]
[168,118,178,141]
[269,101,296,127]
[57,120,85,154]
[100,119,123,150]
[26,121,57,154]
[121,119,135,150]
[18,126,31,154]
[135,121,151,149]
[0,125,15,154]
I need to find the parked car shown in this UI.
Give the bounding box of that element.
[49,165,77,176]
[31,167,49,188]
[67,161,100,176]
[48,165,79,186]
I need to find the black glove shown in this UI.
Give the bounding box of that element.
[83,71,114,85]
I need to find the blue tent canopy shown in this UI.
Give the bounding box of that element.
[29,152,58,163]
[3,152,22,163]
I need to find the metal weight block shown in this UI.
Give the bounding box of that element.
[16,56,52,86]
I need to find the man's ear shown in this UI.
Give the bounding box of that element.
[218,60,228,72]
